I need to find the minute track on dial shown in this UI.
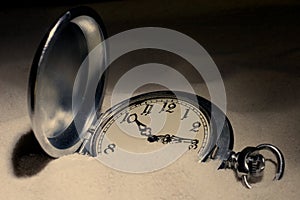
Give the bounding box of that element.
[90,91,213,173]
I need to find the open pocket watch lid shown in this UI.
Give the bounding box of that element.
[28,6,108,158]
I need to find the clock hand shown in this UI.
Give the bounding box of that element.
[127,113,152,136]
[147,134,199,150]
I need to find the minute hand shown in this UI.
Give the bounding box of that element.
[147,134,199,150]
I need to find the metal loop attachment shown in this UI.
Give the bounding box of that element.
[224,144,285,189]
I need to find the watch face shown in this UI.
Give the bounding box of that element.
[91,91,218,173]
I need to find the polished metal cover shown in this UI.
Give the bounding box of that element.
[28,7,107,158]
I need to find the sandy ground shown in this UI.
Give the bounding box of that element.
[0,1,300,199]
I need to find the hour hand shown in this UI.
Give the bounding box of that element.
[147,134,199,150]
[127,113,152,136]
[136,121,152,136]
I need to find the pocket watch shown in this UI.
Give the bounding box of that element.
[28,6,284,189]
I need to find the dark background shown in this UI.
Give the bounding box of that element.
[0,1,299,199]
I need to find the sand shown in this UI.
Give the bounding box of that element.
[0,1,299,199]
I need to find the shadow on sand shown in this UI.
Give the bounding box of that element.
[11,130,54,177]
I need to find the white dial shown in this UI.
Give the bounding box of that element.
[91,92,211,173]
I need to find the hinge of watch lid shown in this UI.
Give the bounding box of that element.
[77,113,103,155]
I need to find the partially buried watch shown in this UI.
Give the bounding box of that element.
[27,6,285,189]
